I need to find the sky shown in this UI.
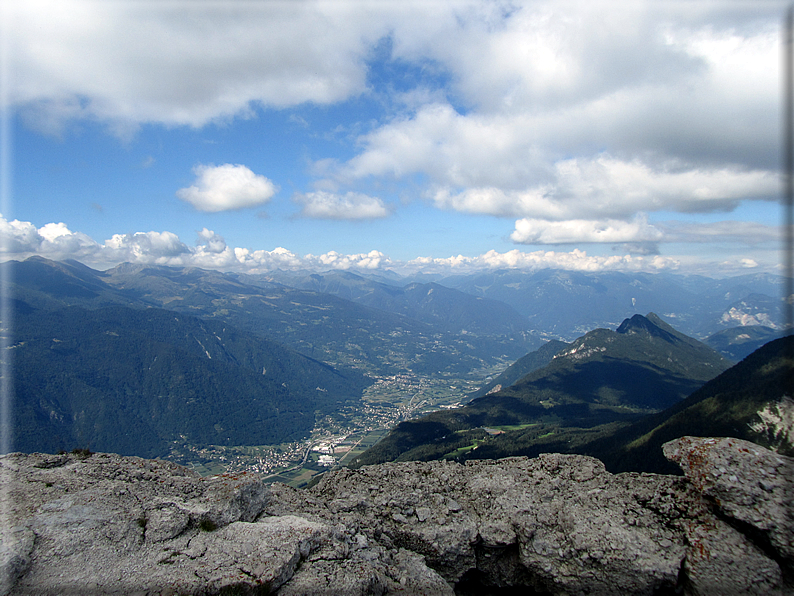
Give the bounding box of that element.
[0,0,788,277]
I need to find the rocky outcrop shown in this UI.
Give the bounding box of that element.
[0,437,791,595]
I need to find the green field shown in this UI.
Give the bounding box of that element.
[488,423,539,432]
[337,429,390,466]
[443,441,483,459]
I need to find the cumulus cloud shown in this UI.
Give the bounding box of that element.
[196,228,227,253]
[441,155,775,220]
[510,215,663,245]
[5,2,785,277]
[0,215,778,277]
[507,216,782,249]
[104,231,190,265]
[326,7,778,221]
[348,114,777,219]
[309,250,390,270]
[9,0,390,131]
[293,191,390,220]
[10,1,782,232]
[0,216,99,259]
[176,164,278,212]
[405,249,679,275]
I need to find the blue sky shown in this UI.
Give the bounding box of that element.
[1,0,786,277]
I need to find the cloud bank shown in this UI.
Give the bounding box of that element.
[0,215,778,277]
[7,1,785,251]
[510,215,663,245]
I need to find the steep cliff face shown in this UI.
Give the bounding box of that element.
[1,437,791,595]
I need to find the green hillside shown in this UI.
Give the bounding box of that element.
[466,339,569,400]
[704,325,780,362]
[354,314,730,466]
[580,335,794,474]
[11,304,369,457]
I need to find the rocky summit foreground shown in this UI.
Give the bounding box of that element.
[0,437,792,595]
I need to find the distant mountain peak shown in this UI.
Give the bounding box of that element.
[616,313,680,343]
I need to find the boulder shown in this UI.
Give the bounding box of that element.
[0,438,791,595]
[664,436,794,561]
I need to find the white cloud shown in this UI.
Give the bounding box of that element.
[176,164,278,212]
[4,2,786,277]
[335,97,777,219]
[11,2,779,150]
[510,215,663,245]
[405,248,680,275]
[10,1,782,229]
[325,7,778,222]
[0,216,99,258]
[9,0,391,131]
[0,217,44,253]
[739,258,759,268]
[233,246,305,272]
[427,155,777,220]
[310,250,390,270]
[196,228,227,253]
[507,216,783,248]
[293,191,390,220]
[104,231,190,265]
[0,215,780,277]
[658,220,783,245]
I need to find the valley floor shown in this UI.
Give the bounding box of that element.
[162,362,509,486]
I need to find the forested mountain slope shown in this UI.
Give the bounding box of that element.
[7,257,539,376]
[580,335,794,474]
[11,304,369,457]
[465,339,570,400]
[355,314,731,466]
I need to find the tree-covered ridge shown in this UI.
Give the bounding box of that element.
[704,325,780,362]
[579,335,794,474]
[11,304,369,457]
[355,314,731,466]
[466,339,570,400]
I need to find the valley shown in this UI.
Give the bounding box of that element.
[163,365,504,486]
[5,256,789,484]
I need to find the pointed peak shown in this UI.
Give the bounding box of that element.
[616,313,680,343]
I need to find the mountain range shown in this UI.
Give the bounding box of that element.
[356,319,793,474]
[354,313,733,466]
[4,256,789,464]
[582,335,794,473]
[248,269,532,336]
[264,266,786,350]
[438,268,785,341]
[9,257,538,376]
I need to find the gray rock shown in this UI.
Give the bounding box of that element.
[0,525,34,596]
[1,438,792,595]
[664,436,794,561]
[272,454,690,593]
[682,514,783,595]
